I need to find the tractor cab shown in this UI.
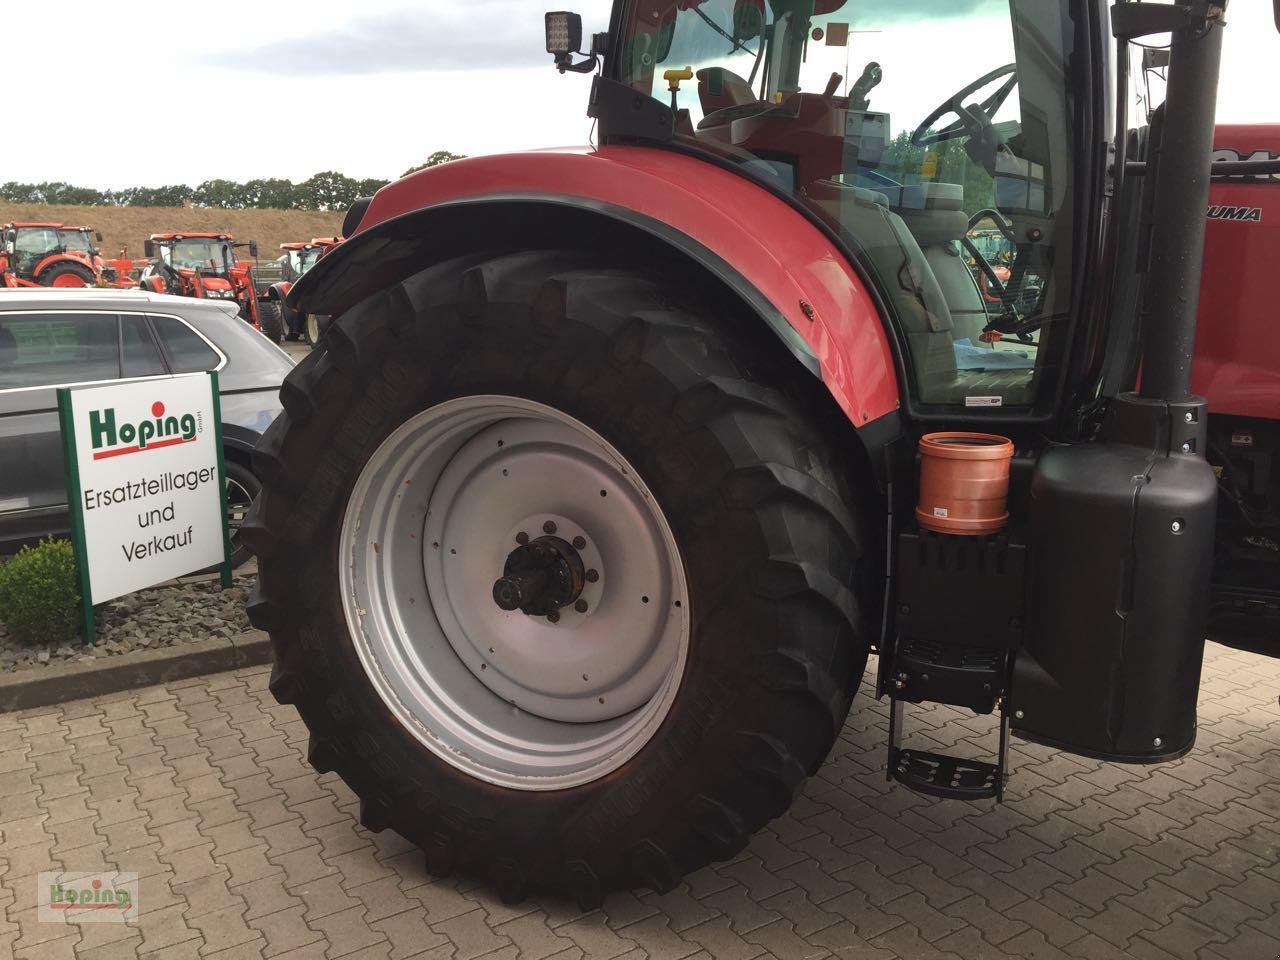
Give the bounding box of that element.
[56,226,101,259]
[598,0,1071,410]
[148,234,236,280]
[280,237,341,284]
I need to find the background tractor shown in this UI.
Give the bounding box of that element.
[266,237,342,344]
[245,0,1280,905]
[1,222,102,287]
[138,233,284,341]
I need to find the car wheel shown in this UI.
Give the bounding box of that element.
[225,460,260,569]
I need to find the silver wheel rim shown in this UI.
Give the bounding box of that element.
[306,315,320,344]
[340,396,690,790]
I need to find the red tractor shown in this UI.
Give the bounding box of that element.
[265,237,342,345]
[1,222,104,287]
[138,233,284,341]
[244,0,1280,905]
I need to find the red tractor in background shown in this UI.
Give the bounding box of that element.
[265,237,342,345]
[244,0,1280,905]
[1,222,103,287]
[138,232,284,342]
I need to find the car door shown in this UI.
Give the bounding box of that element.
[0,311,124,550]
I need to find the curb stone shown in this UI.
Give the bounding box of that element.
[0,630,272,712]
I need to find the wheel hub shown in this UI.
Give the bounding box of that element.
[492,535,585,616]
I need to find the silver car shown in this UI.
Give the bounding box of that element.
[0,289,291,566]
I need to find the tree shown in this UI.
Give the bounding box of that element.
[295,171,360,211]
[401,151,466,178]
[192,179,240,209]
[243,178,298,210]
[356,178,391,198]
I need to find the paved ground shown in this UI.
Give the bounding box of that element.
[0,641,1276,960]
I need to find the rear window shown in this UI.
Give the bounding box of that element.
[152,316,221,373]
[0,312,118,389]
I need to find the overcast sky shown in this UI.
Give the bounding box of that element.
[4,0,1275,190]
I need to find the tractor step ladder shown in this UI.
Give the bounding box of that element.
[880,530,1027,802]
[886,692,1011,801]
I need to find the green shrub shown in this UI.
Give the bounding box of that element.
[0,539,81,645]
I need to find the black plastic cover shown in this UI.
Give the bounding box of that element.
[1013,397,1217,761]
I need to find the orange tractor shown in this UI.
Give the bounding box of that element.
[2,222,105,287]
[265,237,342,344]
[138,233,284,341]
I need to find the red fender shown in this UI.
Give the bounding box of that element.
[328,147,900,429]
[33,252,94,283]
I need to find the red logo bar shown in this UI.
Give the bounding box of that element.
[91,436,196,461]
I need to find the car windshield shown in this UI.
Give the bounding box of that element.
[166,240,230,274]
[615,0,1076,408]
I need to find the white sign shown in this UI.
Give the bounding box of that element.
[60,374,228,605]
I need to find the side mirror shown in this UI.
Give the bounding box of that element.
[545,11,583,57]
[144,240,155,258]
[249,241,259,258]
[95,231,103,242]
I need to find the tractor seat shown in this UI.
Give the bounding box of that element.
[697,67,758,125]
[878,182,992,347]
[879,182,969,246]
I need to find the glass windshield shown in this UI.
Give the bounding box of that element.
[58,230,94,254]
[616,0,1076,408]
[287,248,322,276]
[12,228,60,274]
[165,240,230,274]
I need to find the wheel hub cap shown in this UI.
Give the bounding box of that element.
[492,535,585,616]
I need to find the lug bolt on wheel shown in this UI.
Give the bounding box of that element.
[547,610,560,624]
[543,520,557,535]
[575,599,589,613]
[572,535,586,550]
[515,532,529,545]
[585,569,599,583]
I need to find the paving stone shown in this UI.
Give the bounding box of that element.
[248,904,322,958]
[0,643,1268,960]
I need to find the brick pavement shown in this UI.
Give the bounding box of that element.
[0,640,1276,960]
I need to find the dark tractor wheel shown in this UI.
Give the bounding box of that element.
[225,460,260,569]
[257,299,285,343]
[245,251,872,904]
[40,262,95,288]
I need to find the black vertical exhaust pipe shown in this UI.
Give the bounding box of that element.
[1013,3,1227,763]
[1136,4,1224,402]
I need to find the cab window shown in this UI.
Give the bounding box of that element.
[616,0,1076,409]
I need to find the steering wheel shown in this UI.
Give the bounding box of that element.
[911,64,1017,147]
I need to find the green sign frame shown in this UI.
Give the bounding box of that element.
[56,372,232,643]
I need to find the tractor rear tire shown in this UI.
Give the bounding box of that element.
[245,251,872,904]
[257,299,285,343]
[40,262,95,288]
